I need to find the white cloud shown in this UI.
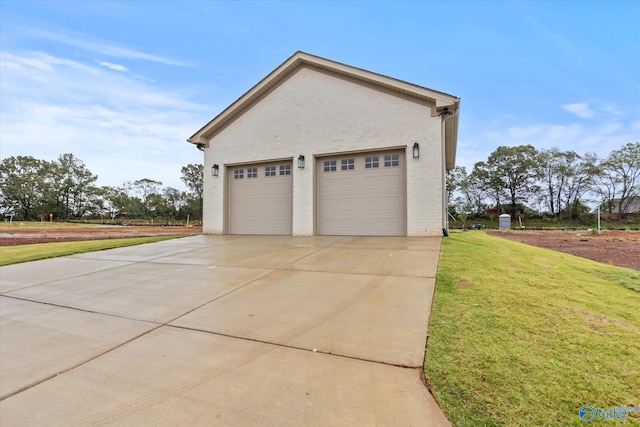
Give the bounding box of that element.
[26,27,190,67]
[97,60,128,72]
[546,124,583,142]
[562,102,595,119]
[596,121,623,135]
[0,51,215,190]
[455,107,639,174]
[601,103,625,116]
[11,55,53,72]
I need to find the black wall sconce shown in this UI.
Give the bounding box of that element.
[212,164,219,177]
[413,142,420,159]
[298,155,305,169]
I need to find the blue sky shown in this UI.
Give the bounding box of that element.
[1,1,638,190]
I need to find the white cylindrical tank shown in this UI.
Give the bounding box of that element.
[499,214,511,230]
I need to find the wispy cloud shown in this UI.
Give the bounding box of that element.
[525,14,584,66]
[456,102,638,173]
[0,50,214,189]
[26,27,190,67]
[563,102,595,119]
[491,120,632,155]
[97,60,128,72]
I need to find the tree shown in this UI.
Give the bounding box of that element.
[181,164,203,220]
[180,164,203,200]
[101,184,134,220]
[447,166,488,217]
[50,154,99,219]
[463,169,490,216]
[159,187,186,220]
[601,142,640,219]
[483,145,542,217]
[591,156,618,214]
[0,156,49,220]
[539,148,597,219]
[559,152,598,219]
[539,148,572,216]
[132,178,162,218]
[471,160,505,215]
[446,166,466,214]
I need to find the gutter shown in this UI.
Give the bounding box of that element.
[439,106,459,236]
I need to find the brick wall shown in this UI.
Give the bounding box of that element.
[202,66,444,236]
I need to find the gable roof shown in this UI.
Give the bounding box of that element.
[188,51,460,169]
[612,196,640,214]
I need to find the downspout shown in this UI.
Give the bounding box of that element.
[439,107,459,236]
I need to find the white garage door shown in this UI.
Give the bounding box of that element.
[229,161,293,235]
[317,150,406,236]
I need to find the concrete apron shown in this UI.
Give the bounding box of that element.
[0,235,450,426]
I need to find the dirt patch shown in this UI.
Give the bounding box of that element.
[488,230,640,271]
[0,225,202,246]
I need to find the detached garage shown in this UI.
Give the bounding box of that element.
[188,52,460,236]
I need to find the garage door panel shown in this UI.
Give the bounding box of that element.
[263,201,292,213]
[361,208,403,219]
[321,219,356,233]
[322,198,357,210]
[317,150,406,236]
[232,187,259,197]
[263,220,290,233]
[263,181,291,195]
[229,162,292,235]
[361,218,403,229]
[322,180,357,192]
[362,197,404,210]
[365,176,403,189]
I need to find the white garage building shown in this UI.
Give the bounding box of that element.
[188,52,460,236]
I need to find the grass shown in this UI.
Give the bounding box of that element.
[425,231,640,426]
[0,236,181,266]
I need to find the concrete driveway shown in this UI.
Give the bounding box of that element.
[0,235,450,426]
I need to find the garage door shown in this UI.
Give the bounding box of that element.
[229,161,293,235]
[317,150,406,236]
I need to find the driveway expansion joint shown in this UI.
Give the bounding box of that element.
[0,294,161,326]
[166,323,423,370]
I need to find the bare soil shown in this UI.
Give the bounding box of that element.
[488,230,640,271]
[0,225,202,246]
[4,226,637,271]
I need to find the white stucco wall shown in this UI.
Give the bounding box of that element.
[202,65,444,236]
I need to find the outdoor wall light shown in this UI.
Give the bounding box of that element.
[439,107,453,117]
[298,155,305,169]
[413,142,420,159]
[212,164,219,177]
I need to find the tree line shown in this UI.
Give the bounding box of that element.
[0,154,203,222]
[448,142,639,221]
[2,142,637,223]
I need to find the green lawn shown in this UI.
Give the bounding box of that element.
[0,236,180,266]
[425,231,640,426]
